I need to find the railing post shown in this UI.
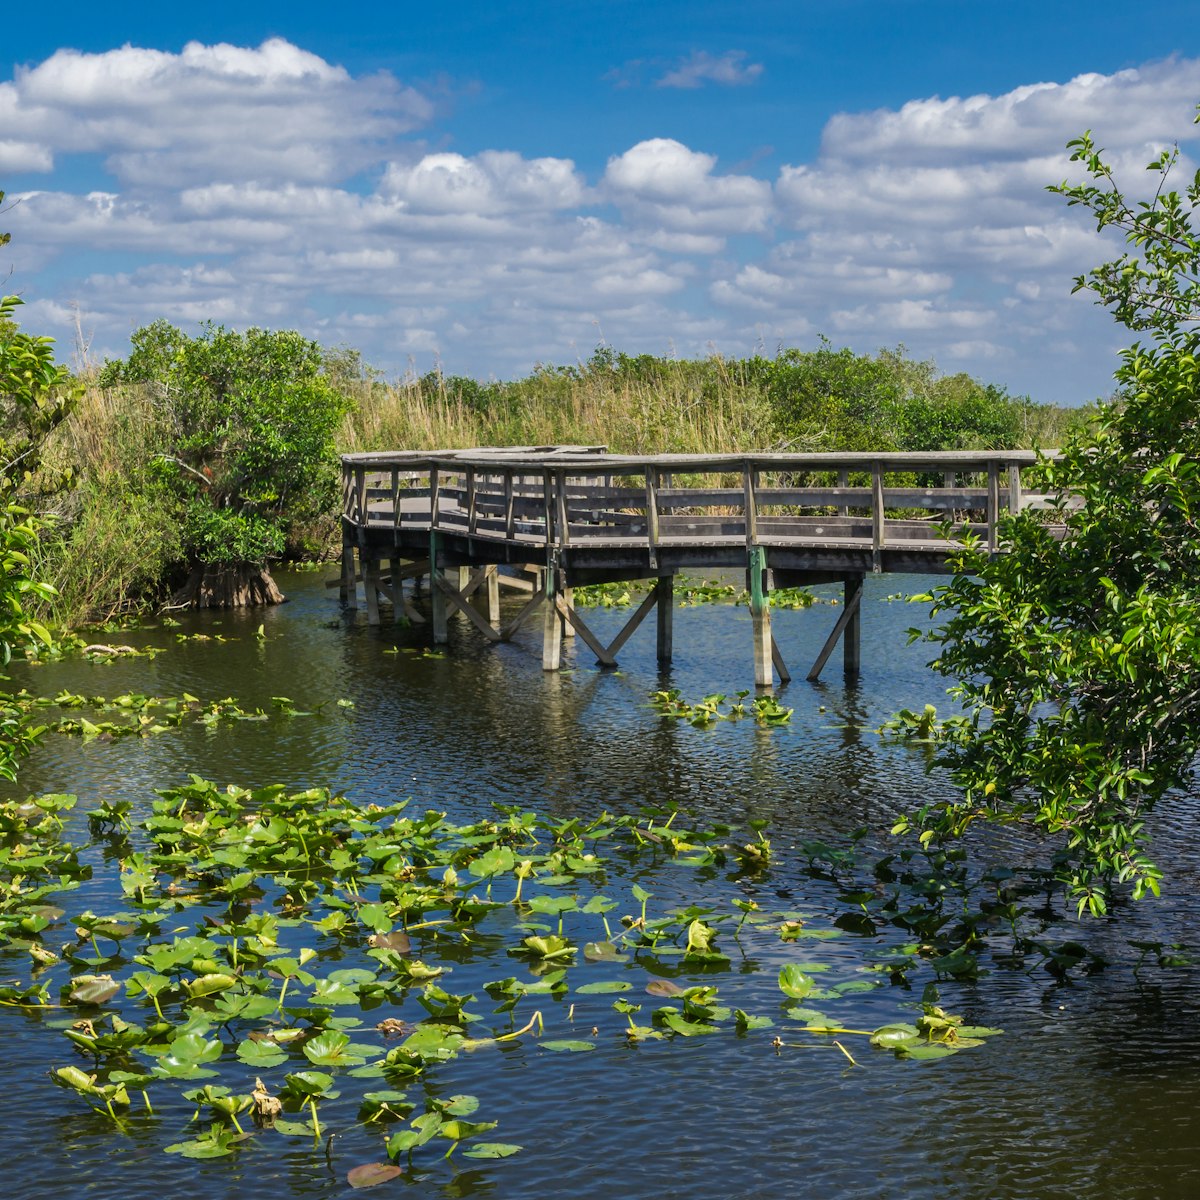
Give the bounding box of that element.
[1008,462,1022,514]
[987,460,1000,553]
[645,468,659,569]
[871,461,885,572]
[390,466,401,542]
[429,467,448,643]
[744,461,759,545]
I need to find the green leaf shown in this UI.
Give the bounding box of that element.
[574,980,632,994]
[778,965,815,1000]
[462,1142,523,1160]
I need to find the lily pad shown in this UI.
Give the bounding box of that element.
[347,1163,404,1189]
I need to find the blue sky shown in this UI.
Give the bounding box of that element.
[4,1,1200,404]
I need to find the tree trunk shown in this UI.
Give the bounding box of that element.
[171,563,286,608]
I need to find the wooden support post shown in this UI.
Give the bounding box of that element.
[807,574,864,682]
[656,575,674,662]
[486,565,500,627]
[561,586,575,639]
[843,574,863,677]
[430,532,448,644]
[340,543,358,609]
[748,545,772,688]
[363,556,381,626]
[542,565,562,671]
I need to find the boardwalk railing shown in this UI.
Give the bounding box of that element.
[341,448,1055,565]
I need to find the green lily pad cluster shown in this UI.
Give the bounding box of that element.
[0,775,1009,1183]
[650,688,793,727]
[0,688,341,743]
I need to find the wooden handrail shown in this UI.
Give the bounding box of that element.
[340,448,1062,563]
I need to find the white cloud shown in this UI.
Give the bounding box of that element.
[381,151,586,215]
[656,50,764,89]
[1,38,432,185]
[6,40,1200,404]
[603,138,773,234]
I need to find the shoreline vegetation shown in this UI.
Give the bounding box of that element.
[28,333,1092,629]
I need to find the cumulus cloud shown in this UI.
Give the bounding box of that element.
[656,50,764,89]
[381,151,586,215]
[603,139,772,234]
[6,39,1200,403]
[0,38,432,185]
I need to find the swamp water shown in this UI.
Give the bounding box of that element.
[2,569,1199,1200]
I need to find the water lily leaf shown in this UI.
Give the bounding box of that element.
[347,1163,404,1189]
[236,1039,288,1068]
[462,1142,523,1159]
[733,1009,774,1031]
[527,894,578,916]
[956,1025,1003,1038]
[896,1041,960,1060]
[386,1115,443,1156]
[282,1069,335,1098]
[778,965,815,1000]
[645,978,686,997]
[438,1118,498,1141]
[68,974,120,1005]
[271,1119,317,1137]
[185,973,237,998]
[165,1130,252,1158]
[539,1039,596,1052]
[831,979,881,995]
[783,1006,829,1025]
[309,979,360,1005]
[660,1012,719,1037]
[158,1031,224,1066]
[870,1023,920,1048]
[583,941,628,963]
[575,980,632,994]
[304,1031,377,1068]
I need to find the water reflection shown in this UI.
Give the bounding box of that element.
[2,568,1199,1200]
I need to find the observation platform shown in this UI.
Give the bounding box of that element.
[338,447,1058,686]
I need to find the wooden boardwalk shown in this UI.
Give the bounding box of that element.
[339,447,1057,686]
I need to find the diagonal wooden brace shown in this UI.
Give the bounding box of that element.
[806,580,863,681]
[554,585,660,667]
[433,572,502,642]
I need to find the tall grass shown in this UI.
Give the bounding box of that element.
[32,378,182,626]
[339,356,775,456]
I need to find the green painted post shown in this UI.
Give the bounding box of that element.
[748,545,772,688]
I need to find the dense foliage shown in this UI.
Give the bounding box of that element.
[99,322,350,571]
[0,195,73,774]
[917,123,1200,913]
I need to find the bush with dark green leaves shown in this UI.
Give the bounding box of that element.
[916,120,1200,914]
